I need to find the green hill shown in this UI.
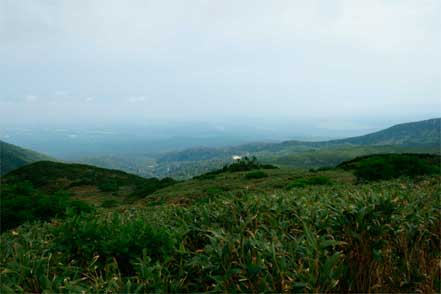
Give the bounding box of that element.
[0,140,53,176]
[331,117,441,146]
[1,161,177,232]
[2,161,176,205]
[155,118,441,178]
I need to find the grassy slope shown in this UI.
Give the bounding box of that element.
[139,168,354,206]
[0,140,53,176]
[2,161,176,206]
[1,154,440,292]
[1,174,439,292]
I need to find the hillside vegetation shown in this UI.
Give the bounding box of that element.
[1,153,440,292]
[1,161,176,208]
[0,140,53,176]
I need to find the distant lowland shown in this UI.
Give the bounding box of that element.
[1,118,440,179]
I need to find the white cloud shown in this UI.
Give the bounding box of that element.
[127,96,146,103]
[25,95,37,102]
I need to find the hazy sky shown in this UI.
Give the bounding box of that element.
[1,0,440,129]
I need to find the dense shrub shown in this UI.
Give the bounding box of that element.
[52,213,177,276]
[245,170,268,179]
[194,156,277,180]
[97,181,120,192]
[101,199,119,208]
[0,182,93,232]
[286,176,332,189]
[224,156,277,172]
[338,153,441,182]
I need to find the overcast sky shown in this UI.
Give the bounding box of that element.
[1,0,440,129]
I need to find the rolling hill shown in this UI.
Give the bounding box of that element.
[0,140,53,176]
[330,117,441,146]
[154,118,441,178]
[2,161,176,206]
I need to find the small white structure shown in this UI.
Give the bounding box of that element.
[232,155,242,161]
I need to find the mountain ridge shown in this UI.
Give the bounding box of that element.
[0,140,53,176]
[159,118,441,163]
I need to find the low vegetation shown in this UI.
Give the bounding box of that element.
[193,156,277,180]
[286,175,332,189]
[1,153,440,292]
[245,170,268,179]
[0,182,93,232]
[338,153,441,182]
[1,161,177,205]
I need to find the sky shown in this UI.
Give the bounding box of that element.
[1,0,440,131]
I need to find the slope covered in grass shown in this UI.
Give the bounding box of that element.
[1,175,439,292]
[2,161,176,206]
[1,154,440,292]
[0,140,53,176]
[337,153,441,181]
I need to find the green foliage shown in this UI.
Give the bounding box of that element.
[2,161,178,201]
[1,163,440,293]
[1,176,439,292]
[51,213,176,277]
[97,181,120,192]
[338,153,440,182]
[245,170,268,179]
[101,199,119,208]
[193,156,277,180]
[0,182,93,232]
[224,156,277,172]
[0,140,52,176]
[287,176,332,189]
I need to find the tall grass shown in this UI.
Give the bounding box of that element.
[1,176,440,292]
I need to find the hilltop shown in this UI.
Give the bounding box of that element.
[0,140,53,176]
[2,161,176,206]
[330,117,441,146]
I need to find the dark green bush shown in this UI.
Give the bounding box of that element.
[245,171,268,179]
[193,156,277,180]
[52,213,177,276]
[101,199,119,208]
[97,181,120,192]
[0,182,93,232]
[339,154,441,182]
[224,156,277,172]
[287,176,332,189]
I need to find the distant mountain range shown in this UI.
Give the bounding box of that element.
[328,117,440,146]
[155,118,440,178]
[158,118,441,162]
[0,140,53,176]
[1,118,440,178]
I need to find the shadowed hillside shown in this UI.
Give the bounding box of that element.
[2,161,177,205]
[0,140,53,176]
